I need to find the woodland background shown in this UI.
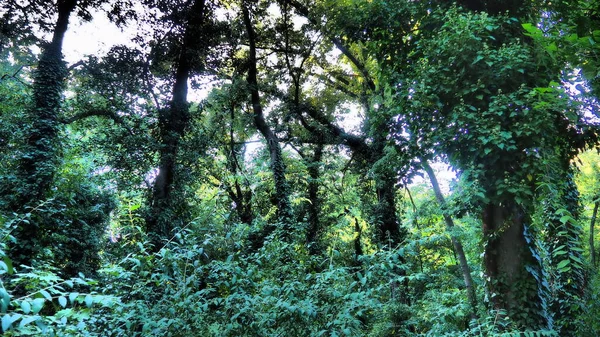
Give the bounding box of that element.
[1,0,600,336]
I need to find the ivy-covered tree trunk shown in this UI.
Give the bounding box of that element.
[305,145,323,255]
[9,0,78,267]
[482,202,549,328]
[242,2,293,237]
[369,132,405,249]
[374,175,402,248]
[542,169,585,335]
[146,0,206,251]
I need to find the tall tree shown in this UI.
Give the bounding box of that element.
[4,0,80,267]
[241,0,294,243]
[145,0,210,251]
[392,2,592,328]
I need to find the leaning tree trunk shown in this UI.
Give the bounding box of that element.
[242,2,293,242]
[482,202,549,329]
[146,0,206,251]
[422,160,477,317]
[9,0,78,267]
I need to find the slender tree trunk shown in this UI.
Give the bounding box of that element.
[226,103,253,226]
[590,201,598,267]
[147,0,206,250]
[242,2,293,236]
[9,0,78,267]
[306,145,323,255]
[421,160,477,316]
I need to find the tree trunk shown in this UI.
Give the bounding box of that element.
[10,0,78,267]
[146,0,206,251]
[375,176,402,248]
[306,145,323,255]
[226,103,254,226]
[422,160,477,316]
[543,170,585,336]
[242,2,293,237]
[590,201,598,267]
[482,202,548,329]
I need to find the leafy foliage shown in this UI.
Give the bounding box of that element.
[1,0,600,336]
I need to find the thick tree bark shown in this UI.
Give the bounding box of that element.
[591,201,598,267]
[9,0,78,267]
[242,2,293,236]
[146,0,206,251]
[482,202,548,328]
[421,160,477,316]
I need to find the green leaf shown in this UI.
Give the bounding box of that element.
[85,294,93,308]
[31,298,45,314]
[1,257,13,275]
[39,290,52,301]
[556,259,570,270]
[2,314,21,332]
[58,296,67,308]
[69,292,79,304]
[19,315,39,328]
[472,55,484,65]
[21,301,31,314]
[522,23,541,37]
[559,215,575,224]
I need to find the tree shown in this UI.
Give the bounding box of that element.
[241,0,294,244]
[3,0,83,268]
[145,0,211,251]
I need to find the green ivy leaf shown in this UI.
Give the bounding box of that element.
[556,259,570,271]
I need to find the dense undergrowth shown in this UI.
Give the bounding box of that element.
[3,203,593,336]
